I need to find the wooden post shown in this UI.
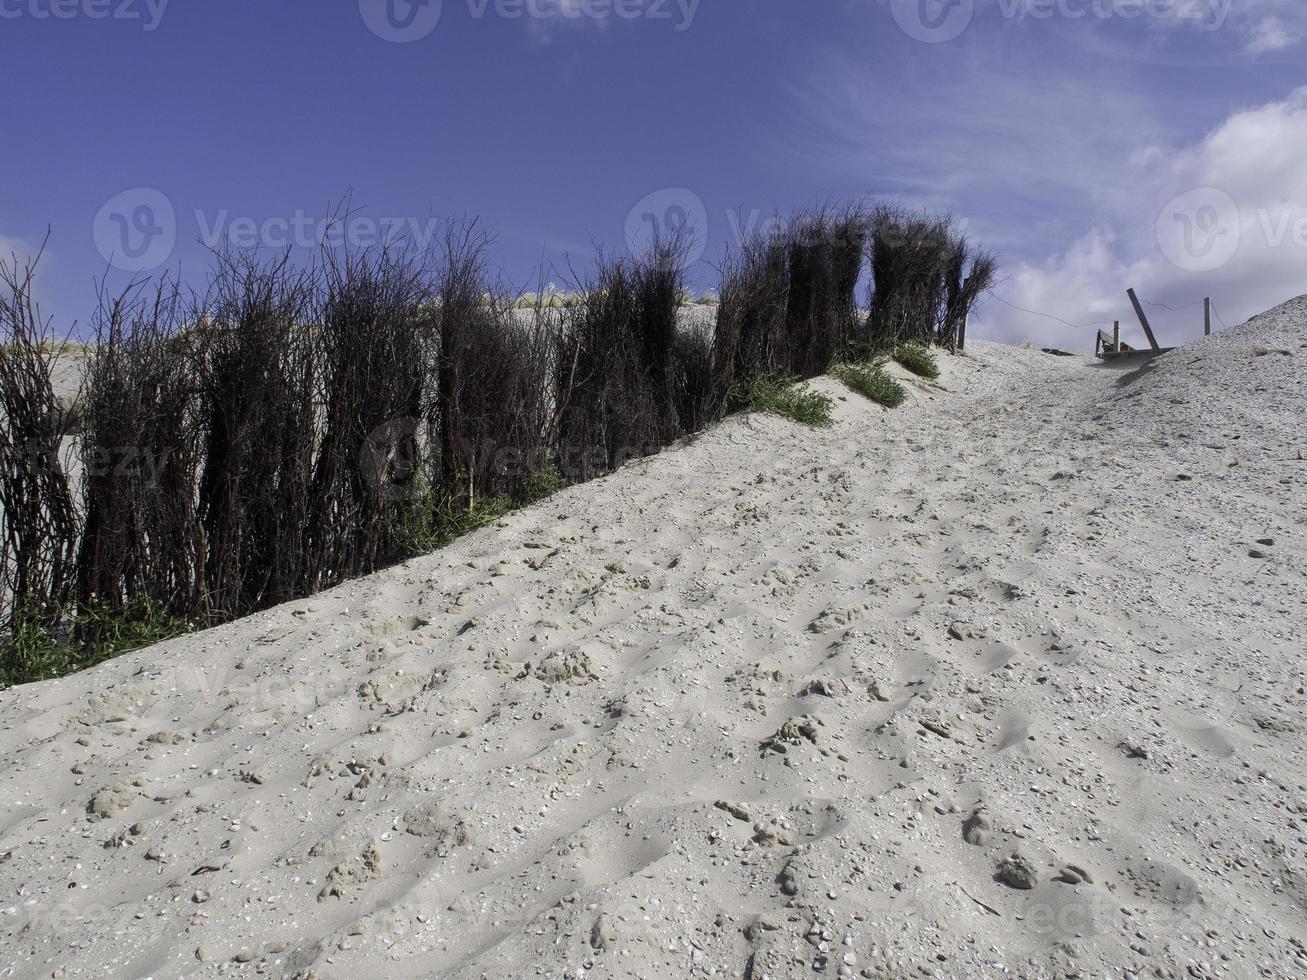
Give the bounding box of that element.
[1127,288,1160,351]
[957,312,968,353]
[1204,297,1212,336]
[1113,321,1120,352]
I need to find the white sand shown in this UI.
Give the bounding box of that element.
[1,300,1304,979]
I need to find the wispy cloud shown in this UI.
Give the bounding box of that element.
[0,233,38,264]
[511,0,700,45]
[0,231,64,328]
[1229,0,1307,52]
[976,87,1307,347]
[1243,15,1301,54]
[782,49,1164,258]
[785,25,1307,349]
[875,0,1307,62]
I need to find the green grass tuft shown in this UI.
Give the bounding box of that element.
[433,493,514,548]
[833,362,907,408]
[1,601,197,690]
[729,374,834,428]
[893,342,940,380]
[522,462,567,503]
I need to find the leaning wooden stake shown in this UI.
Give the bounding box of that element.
[1126,288,1160,351]
[1204,297,1212,336]
[1113,320,1120,352]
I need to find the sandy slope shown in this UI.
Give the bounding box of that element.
[0,301,1304,980]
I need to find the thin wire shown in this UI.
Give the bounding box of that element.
[1138,295,1204,312]
[982,290,1114,330]
[982,289,1232,335]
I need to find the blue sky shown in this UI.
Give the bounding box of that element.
[2,0,1305,349]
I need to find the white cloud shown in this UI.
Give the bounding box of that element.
[781,50,1167,269]
[990,227,1134,332]
[991,0,1307,55]
[0,233,51,288]
[512,0,698,44]
[0,232,66,332]
[521,0,608,44]
[1185,0,1307,55]
[1243,15,1301,54]
[0,233,38,264]
[782,23,1306,351]
[975,88,1307,348]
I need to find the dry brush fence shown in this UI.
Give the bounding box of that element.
[0,202,994,684]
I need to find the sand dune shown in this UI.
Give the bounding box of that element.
[1,300,1304,979]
